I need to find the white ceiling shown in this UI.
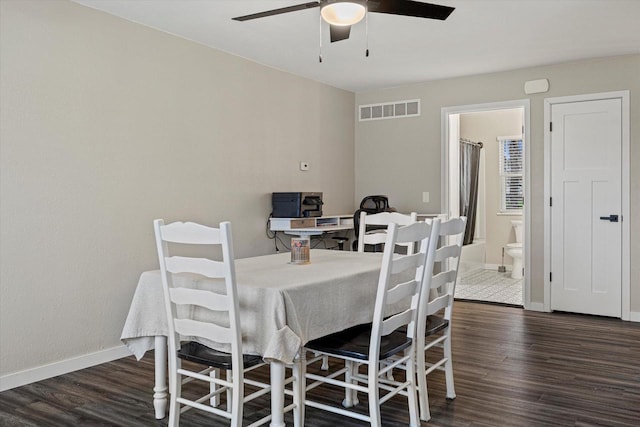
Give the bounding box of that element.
[73,0,640,93]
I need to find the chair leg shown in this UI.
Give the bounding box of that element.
[404,348,420,427]
[352,362,360,406]
[342,360,354,408]
[342,361,360,407]
[444,334,456,400]
[293,351,306,427]
[168,358,181,427]
[382,360,395,381]
[321,355,329,370]
[167,340,175,393]
[416,346,431,422]
[312,352,330,370]
[230,369,243,427]
[367,373,382,427]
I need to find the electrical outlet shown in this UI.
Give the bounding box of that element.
[422,192,430,203]
[300,161,310,171]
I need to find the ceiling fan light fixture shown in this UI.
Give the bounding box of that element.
[321,1,366,26]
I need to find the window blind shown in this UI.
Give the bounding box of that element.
[499,138,524,211]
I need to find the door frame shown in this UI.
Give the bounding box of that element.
[441,99,531,308]
[543,91,630,320]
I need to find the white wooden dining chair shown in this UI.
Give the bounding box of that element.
[298,219,441,427]
[308,211,418,373]
[154,219,298,427]
[412,216,466,421]
[357,211,418,254]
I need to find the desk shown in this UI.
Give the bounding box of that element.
[269,214,353,237]
[121,249,392,426]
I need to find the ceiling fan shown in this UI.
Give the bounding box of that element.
[232,0,455,44]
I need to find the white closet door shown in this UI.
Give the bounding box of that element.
[550,98,622,317]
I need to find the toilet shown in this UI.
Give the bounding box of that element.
[505,220,523,279]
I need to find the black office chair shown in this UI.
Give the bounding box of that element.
[331,235,349,250]
[351,195,396,251]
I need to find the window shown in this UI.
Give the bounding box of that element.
[499,136,524,212]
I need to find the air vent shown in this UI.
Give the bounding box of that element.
[359,99,420,122]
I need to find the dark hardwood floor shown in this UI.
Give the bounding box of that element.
[2,301,639,426]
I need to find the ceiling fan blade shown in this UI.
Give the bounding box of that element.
[232,1,319,21]
[367,0,455,20]
[330,25,351,43]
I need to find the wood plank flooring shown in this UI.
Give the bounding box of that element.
[1,302,639,426]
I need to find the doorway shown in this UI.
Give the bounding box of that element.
[441,100,531,308]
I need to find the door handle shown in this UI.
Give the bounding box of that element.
[599,214,619,222]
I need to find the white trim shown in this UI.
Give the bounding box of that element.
[527,301,546,312]
[543,90,630,320]
[484,263,513,271]
[0,345,131,392]
[543,100,552,312]
[496,134,524,142]
[629,311,640,323]
[441,99,531,309]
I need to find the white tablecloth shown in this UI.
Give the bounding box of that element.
[121,250,388,364]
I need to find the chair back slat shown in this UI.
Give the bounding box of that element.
[390,252,422,275]
[386,279,420,305]
[438,217,467,236]
[358,211,418,254]
[395,220,430,240]
[434,244,461,262]
[363,211,418,226]
[174,318,233,344]
[381,309,414,337]
[430,270,457,291]
[165,256,227,278]
[160,221,223,244]
[363,232,388,246]
[169,287,230,312]
[424,293,449,316]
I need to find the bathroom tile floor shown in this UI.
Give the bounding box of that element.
[456,268,523,306]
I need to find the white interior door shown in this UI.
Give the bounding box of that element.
[550,98,622,317]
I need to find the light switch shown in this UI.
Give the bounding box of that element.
[422,192,430,203]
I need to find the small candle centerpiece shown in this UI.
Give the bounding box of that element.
[290,237,310,264]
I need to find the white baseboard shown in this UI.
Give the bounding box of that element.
[0,345,132,392]
[526,301,546,312]
[484,263,513,271]
[525,304,638,320]
[460,264,514,273]
[629,311,640,322]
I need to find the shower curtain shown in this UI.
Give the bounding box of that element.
[460,139,483,245]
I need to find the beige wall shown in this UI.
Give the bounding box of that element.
[460,109,523,266]
[356,53,640,310]
[0,1,355,376]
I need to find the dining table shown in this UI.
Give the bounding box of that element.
[120,249,400,427]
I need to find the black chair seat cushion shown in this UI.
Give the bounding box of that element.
[395,315,449,338]
[305,323,412,361]
[177,341,263,370]
[424,315,449,336]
